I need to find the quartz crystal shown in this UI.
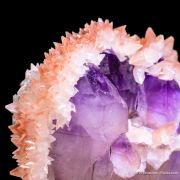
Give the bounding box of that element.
[6,19,180,180]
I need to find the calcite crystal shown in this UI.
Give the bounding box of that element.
[6,19,180,180]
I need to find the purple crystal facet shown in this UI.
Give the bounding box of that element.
[177,123,180,134]
[138,75,180,128]
[99,52,139,114]
[49,62,128,180]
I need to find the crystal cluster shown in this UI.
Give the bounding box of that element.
[6,19,180,180]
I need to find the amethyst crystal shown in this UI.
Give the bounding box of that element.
[137,75,180,128]
[99,52,139,114]
[49,61,128,180]
[49,52,180,180]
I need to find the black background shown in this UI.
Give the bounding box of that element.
[0,2,179,179]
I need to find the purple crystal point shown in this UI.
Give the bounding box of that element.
[49,62,128,180]
[99,52,139,114]
[110,134,140,178]
[137,75,180,128]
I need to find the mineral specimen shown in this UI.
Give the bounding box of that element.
[6,19,180,180]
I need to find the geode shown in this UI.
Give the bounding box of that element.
[6,18,180,180]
